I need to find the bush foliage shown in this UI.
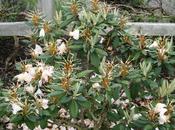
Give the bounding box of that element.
[0,0,175,129]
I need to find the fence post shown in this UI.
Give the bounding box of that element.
[0,0,1,9]
[37,0,54,20]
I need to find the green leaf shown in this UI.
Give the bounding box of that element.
[130,83,139,99]
[48,90,65,97]
[95,48,108,56]
[25,120,35,129]
[48,84,64,91]
[69,44,83,50]
[60,16,75,28]
[0,103,8,108]
[144,125,153,130]
[90,52,101,67]
[11,115,23,124]
[60,95,71,103]
[77,96,86,101]
[78,100,91,109]
[148,80,158,88]
[27,115,37,123]
[77,70,93,78]
[69,100,79,118]
[40,119,47,129]
[107,111,121,121]
[42,110,51,116]
[124,86,131,100]
[112,124,125,130]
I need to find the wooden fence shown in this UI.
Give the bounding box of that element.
[0,0,175,36]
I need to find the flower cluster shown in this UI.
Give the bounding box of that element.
[15,62,54,85]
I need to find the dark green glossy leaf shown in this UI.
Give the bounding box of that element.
[69,100,79,118]
[77,70,93,78]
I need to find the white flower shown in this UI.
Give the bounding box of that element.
[92,83,101,91]
[34,125,42,130]
[6,123,14,130]
[59,108,70,118]
[69,29,80,40]
[2,116,10,123]
[100,37,105,44]
[84,119,94,128]
[32,44,43,57]
[155,127,159,130]
[41,66,54,83]
[21,123,30,130]
[14,72,33,83]
[113,99,121,105]
[158,113,170,124]
[38,98,49,109]
[67,126,76,130]
[11,103,22,114]
[154,103,170,124]
[90,73,97,79]
[26,66,36,76]
[52,124,58,129]
[133,113,142,120]
[154,103,166,113]
[158,107,169,124]
[35,88,44,97]
[149,41,158,48]
[60,126,66,130]
[57,42,67,55]
[39,28,45,37]
[25,85,35,94]
[111,98,115,104]
[56,39,63,45]
[59,108,67,114]
[110,122,116,128]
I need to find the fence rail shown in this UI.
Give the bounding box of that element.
[0,22,175,36]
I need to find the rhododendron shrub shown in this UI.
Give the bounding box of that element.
[0,0,175,129]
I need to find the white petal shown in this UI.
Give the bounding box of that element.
[35,88,44,97]
[34,125,42,130]
[25,85,35,94]
[158,114,169,124]
[60,126,66,130]
[100,37,105,43]
[67,126,76,130]
[33,44,43,57]
[149,41,158,48]
[84,119,91,126]
[154,103,166,113]
[69,29,80,40]
[92,83,101,89]
[42,99,49,109]
[133,113,142,120]
[41,66,54,83]
[57,43,67,55]
[56,39,63,45]
[21,123,30,130]
[6,123,14,130]
[15,72,33,83]
[39,28,45,37]
[11,103,22,114]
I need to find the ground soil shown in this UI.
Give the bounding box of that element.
[0,37,29,87]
